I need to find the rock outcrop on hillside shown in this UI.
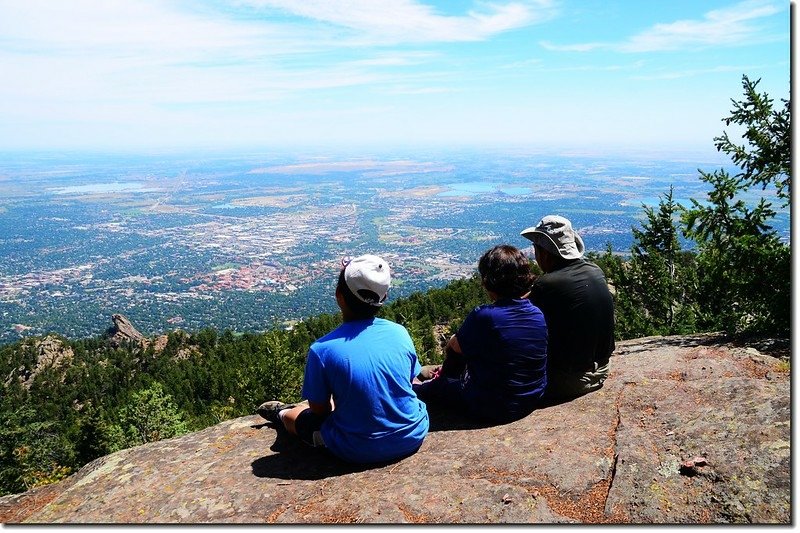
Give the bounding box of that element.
[4,335,75,390]
[105,314,147,348]
[0,334,789,524]
[104,314,173,354]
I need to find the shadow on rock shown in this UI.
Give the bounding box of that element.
[250,423,405,481]
[425,392,601,430]
[425,403,514,432]
[615,333,724,356]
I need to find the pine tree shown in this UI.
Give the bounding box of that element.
[0,404,75,494]
[117,382,188,447]
[629,187,697,335]
[713,75,791,206]
[682,75,790,336]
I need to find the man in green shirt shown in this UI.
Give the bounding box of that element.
[521,215,615,400]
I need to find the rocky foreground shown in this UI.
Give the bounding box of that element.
[0,334,790,524]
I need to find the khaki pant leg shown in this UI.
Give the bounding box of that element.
[546,362,609,400]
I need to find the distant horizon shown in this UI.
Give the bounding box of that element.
[0,141,736,163]
[0,1,789,151]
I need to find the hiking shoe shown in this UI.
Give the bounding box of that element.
[257,401,297,424]
[417,364,442,382]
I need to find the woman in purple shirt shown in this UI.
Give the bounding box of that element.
[413,245,547,423]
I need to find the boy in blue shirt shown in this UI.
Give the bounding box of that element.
[258,254,429,463]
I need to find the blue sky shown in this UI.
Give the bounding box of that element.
[0,0,790,152]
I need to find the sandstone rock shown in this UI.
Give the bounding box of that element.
[12,335,75,390]
[0,334,789,524]
[151,334,169,353]
[173,346,201,361]
[105,314,146,348]
[103,314,195,358]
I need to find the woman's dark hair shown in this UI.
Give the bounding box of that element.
[337,270,381,319]
[478,244,535,299]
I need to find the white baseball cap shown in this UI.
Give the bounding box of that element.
[344,254,391,306]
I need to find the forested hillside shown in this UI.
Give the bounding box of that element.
[0,277,487,496]
[0,75,789,498]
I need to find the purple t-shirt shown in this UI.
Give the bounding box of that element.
[456,298,548,415]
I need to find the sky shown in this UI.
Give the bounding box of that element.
[0,0,790,153]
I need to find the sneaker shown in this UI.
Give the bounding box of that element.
[257,401,297,424]
[417,364,442,382]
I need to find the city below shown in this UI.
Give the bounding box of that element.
[0,149,787,344]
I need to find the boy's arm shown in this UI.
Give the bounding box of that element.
[301,348,332,414]
[308,399,333,416]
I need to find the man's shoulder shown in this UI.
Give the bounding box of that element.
[576,260,608,282]
[580,259,605,271]
[542,259,603,278]
[533,268,566,287]
[534,261,597,292]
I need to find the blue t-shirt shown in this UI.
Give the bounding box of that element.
[456,298,548,416]
[301,317,429,463]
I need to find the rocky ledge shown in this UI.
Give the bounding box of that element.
[0,334,790,524]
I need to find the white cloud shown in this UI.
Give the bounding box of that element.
[238,0,558,42]
[540,41,606,52]
[620,0,782,52]
[0,0,786,150]
[345,52,441,67]
[0,1,275,57]
[515,59,646,73]
[386,86,456,95]
[0,1,457,113]
[541,0,783,53]
[0,0,548,110]
[498,58,543,69]
[0,47,417,109]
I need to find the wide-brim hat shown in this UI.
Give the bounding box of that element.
[520,215,585,260]
[343,254,391,306]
